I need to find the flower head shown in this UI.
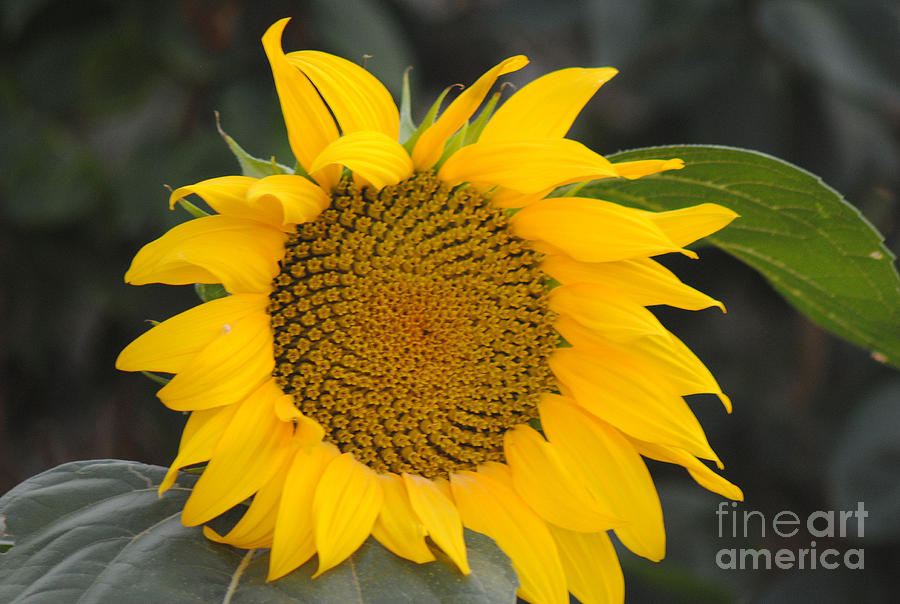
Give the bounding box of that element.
[118,18,741,604]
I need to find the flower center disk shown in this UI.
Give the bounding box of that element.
[268,172,556,478]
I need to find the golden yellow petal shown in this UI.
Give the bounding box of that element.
[412,55,528,169]
[630,437,743,501]
[547,525,624,604]
[371,473,435,564]
[159,404,238,494]
[540,394,665,561]
[247,174,331,229]
[549,346,719,462]
[312,453,384,577]
[646,202,739,247]
[612,158,684,179]
[181,380,294,526]
[504,425,622,533]
[310,131,414,190]
[286,50,399,138]
[116,293,268,374]
[541,254,724,312]
[548,282,671,341]
[157,312,273,412]
[479,67,618,143]
[168,176,259,221]
[509,196,691,261]
[261,19,341,189]
[268,442,340,581]
[451,471,568,604]
[124,215,286,294]
[440,140,620,195]
[402,473,470,574]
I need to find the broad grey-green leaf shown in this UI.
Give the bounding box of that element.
[0,460,517,603]
[582,145,900,368]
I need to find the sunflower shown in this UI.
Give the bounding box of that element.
[117,17,742,604]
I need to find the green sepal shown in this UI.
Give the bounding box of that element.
[402,85,457,153]
[463,91,503,145]
[141,371,171,386]
[215,112,292,179]
[435,122,468,169]
[175,197,210,218]
[194,283,229,303]
[398,67,417,144]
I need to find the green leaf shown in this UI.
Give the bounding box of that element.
[582,145,900,368]
[216,112,292,179]
[0,460,518,603]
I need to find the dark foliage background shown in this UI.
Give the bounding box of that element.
[2,0,898,601]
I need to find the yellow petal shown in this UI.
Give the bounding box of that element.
[450,471,568,604]
[548,282,671,341]
[510,196,692,261]
[168,176,258,220]
[157,312,273,412]
[116,293,268,374]
[402,473,469,574]
[541,254,724,312]
[630,437,743,501]
[310,131,413,190]
[479,67,618,143]
[371,473,435,564]
[539,394,665,561]
[504,425,622,533]
[613,158,684,179]
[645,203,739,247]
[124,215,286,294]
[182,379,295,526]
[158,404,238,494]
[204,452,295,549]
[312,453,384,577]
[262,19,340,189]
[547,525,624,604]
[412,55,528,169]
[440,140,620,195]
[247,174,331,229]
[268,442,340,581]
[549,346,719,462]
[555,315,731,411]
[286,50,399,138]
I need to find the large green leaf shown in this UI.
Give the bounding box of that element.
[0,460,517,603]
[583,145,900,368]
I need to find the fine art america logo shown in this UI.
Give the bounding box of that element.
[715,501,867,570]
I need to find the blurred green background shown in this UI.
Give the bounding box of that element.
[2,0,898,601]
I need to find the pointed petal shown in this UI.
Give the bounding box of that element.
[124,215,286,294]
[310,131,413,190]
[540,394,665,561]
[182,379,295,526]
[312,453,384,576]
[440,140,620,195]
[157,312,273,412]
[247,174,331,229]
[549,282,671,342]
[286,50,399,138]
[371,473,435,564]
[450,471,568,604]
[504,426,622,532]
[262,19,340,189]
[402,473,469,574]
[542,254,724,312]
[630,438,743,501]
[548,525,624,604]
[613,158,684,179]
[549,346,719,461]
[116,293,268,374]
[159,404,239,494]
[204,452,295,549]
[412,55,528,169]
[646,203,739,247]
[510,196,692,261]
[268,442,340,581]
[479,67,618,143]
